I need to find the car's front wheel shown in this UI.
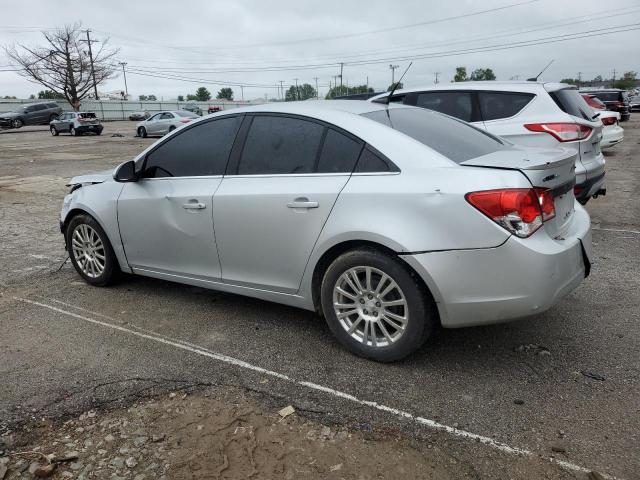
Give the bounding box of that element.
[12,118,24,128]
[50,126,58,136]
[66,214,120,286]
[321,248,435,362]
[138,127,147,138]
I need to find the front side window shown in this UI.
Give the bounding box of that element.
[362,107,506,164]
[237,116,324,175]
[144,116,242,178]
[478,91,535,121]
[160,112,174,120]
[415,91,474,122]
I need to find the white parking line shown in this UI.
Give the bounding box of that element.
[14,296,619,479]
[594,227,640,235]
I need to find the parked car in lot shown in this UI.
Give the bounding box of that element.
[50,112,103,136]
[136,110,199,137]
[629,96,640,112]
[582,94,607,110]
[208,105,222,114]
[183,103,203,116]
[60,101,592,362]
[129,111,150,121]
[580,89,631,121]
[0,102,62,129]
[370,82,606,204]
[599,111,624,149]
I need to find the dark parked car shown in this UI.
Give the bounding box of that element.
[50,112,103,136]
[208,105,222,114]
[183,103,203,116]
[629,96,640,112]
[0,102,62,129]
[580,89,631,121]
[129,111,150,121]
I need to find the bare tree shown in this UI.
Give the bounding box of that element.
[4,23,119,110]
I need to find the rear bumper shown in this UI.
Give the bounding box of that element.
[575,171,605,200]
[403,205,591,328]
[75,124,103,134]
[601,125,624,149]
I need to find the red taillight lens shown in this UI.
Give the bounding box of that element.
[465,188,551,238]
[574,185,584,195]
[601,116,616,126]
[180,119,191,123]
[524,123,592,142]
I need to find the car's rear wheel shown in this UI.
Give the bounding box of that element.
[50,126,58,136]
[321,248,435,362]
[70,126,78,136]
[12,118,23,128]
[138,127,147,138]
[66,214,119,286]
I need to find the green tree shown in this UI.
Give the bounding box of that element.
[216,87,233,100]
[38,89,64,99]
[285,83,316,101]
[453,67,468,82]
[386,82,403,92]
[593,75,603,82]
[614,71,637,90]
[138,95,148,101]
[186,94,197,101]
[559,78,578,85]
[470,68,496,81]
[325,84,373,99]
[177,95,184,102]
[147,95,157,101]
[29,94,35,99]
[192,86,211,101]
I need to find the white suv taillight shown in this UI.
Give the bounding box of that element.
[524,123,592,142]
[465,188,555,238]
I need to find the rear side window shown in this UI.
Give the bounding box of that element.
[362,107,506,164]
[478,91,534,121]
[355,147,398,173]
[415,91,474,122]
[549,88,593,121]
[316,129,363,173]
[238,116,324,175]
[144,116,242,178]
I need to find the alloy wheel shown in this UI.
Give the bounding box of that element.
[71,224,106,278]
[332,266,408,347]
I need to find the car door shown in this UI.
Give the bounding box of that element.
[117,115,243,279]
[145,113,162,135]
[22,105,39,125]
[158,112,175,134]
[213,114,362,293]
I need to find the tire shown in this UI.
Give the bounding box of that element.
[168,126,176,132]
[12,118,24,129]
[320,248,435,362]
[50,126,58,136]
[138,127,147,138]
[70,126,78,136]
[66,214,120,286]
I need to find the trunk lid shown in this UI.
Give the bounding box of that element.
[461,146,577,238]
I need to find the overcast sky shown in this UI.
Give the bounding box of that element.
[1,0,639,101]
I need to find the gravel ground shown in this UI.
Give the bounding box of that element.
[0,119,638,479]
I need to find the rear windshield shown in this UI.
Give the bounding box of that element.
[361,108,507,163]
[588,91,623,102]
[176,111,199,118]
[549,88,593,120]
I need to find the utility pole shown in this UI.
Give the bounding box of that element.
[434,72,440,84]
[313,76,319,99]
[339,63,344,88]
[612,69,616,88]
[119,62,128,98]
[240,85,244,101]
[80,30,99,100]
[577,71,582,88]
[294,78,299,100]
[389,64,399,86]
[278,80,284,100]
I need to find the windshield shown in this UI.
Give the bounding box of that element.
[176,111,199,118]
[361,107,507,163]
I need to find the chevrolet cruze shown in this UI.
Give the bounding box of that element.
[60,101,592,362]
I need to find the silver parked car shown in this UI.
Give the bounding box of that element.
[370,82,606,204]
[60,101,591,362]
[136,110,199,137]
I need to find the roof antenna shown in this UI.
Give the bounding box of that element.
[527,59,554,82]
[384,62,413,105]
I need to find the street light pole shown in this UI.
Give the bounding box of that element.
[389,64,399,87]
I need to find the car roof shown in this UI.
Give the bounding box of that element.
[368,81,575,101]
[208,100,409,117]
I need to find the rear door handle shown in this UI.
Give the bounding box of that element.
[183,202,206,210]
[287,199,319,209]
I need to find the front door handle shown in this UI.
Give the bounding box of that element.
[183,202,206,210]
[287,199,319,209]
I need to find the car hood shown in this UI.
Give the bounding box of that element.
[0,112,20,118]
[67,169,114,187]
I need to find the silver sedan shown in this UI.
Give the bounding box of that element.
[61,101,592,362]
[136,110,199,137]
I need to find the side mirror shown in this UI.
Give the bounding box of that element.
[114,160,138,182]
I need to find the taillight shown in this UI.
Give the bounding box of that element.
[524,123,592,142]
[180,119,191,123]
[601,116,616,126]
[466,188,555,238]
[574,185,583,196]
